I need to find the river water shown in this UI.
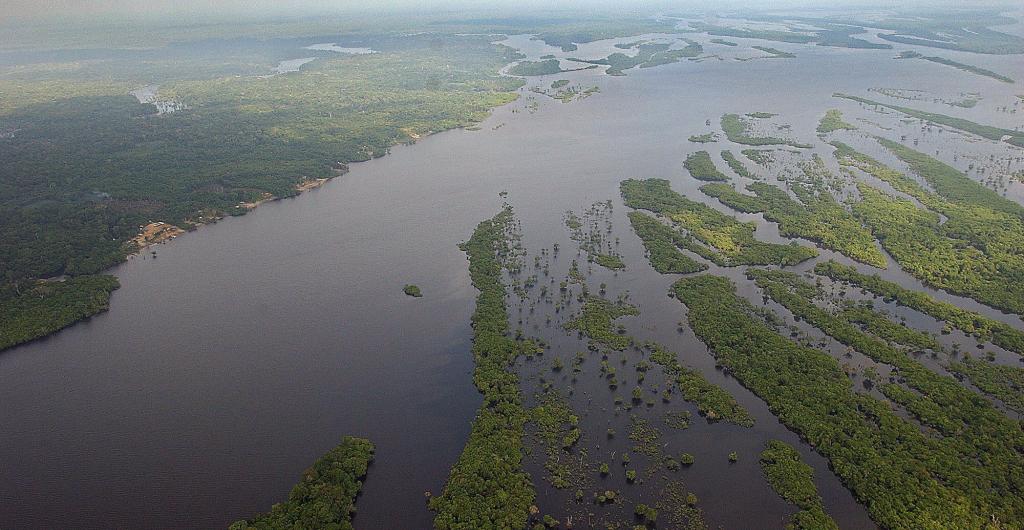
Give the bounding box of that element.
[1,29,1023,529]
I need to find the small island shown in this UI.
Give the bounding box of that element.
[403,284,423,297]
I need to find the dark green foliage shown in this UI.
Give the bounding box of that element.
[570,41,701,76]
[688,22,814,44]
[688,133,717,143]
[1,33,523,346]
[752,46,795,58]
[403,284,423,297]
[645,342,753,426]
[719,150,755,179]
[683,151,729,182]
[621,178,817,267]
[0,275,119,351]
[948,357,1024,414]
[759,440,838,530]
[709,39,738,46]
[815,260,1024,357]
[672,274,1024,529]
[564,296,638,351]
[838,306,942,352]
[508,59,565,76]
[626,211,707,274]
[228,436,374,530]
[720,114,811,148]
[834,93,1024,147]
[430,208,535,529]
[899,52,1015,83]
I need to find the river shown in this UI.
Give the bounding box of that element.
[1,30,1023,529]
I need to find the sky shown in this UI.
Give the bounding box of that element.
[4,0,1020,24]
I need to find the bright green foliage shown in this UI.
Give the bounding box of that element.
[431,208,535,530]
[672,274,1024,529]
[593,253,625,270]
[816,260,1024,357]
[815,109,855,134]
[834,94,1024,147]
[699,158,886,268]
[721,114,811,148]
[759,440,838,530]
[508,59,565,76]
[688,133,718,143]
[626,212,708,274]
[645,342,753,426]
[720,150,755,179]
[403,284,423,297]
[620,178,817,267]
[683,151,729,182]
[228,437,374,530]
[564,296,638,351]
[834,141,1024,315]
[0,275,119,351]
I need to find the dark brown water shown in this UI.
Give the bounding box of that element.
[1,29,1023,529]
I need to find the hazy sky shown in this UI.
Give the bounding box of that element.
[5,0,1019,23]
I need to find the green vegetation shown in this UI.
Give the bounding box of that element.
[564,296,638,351]
[508,59,565,76]
[746,112,777,119]
[720,151,755,179]
[402,284,423,297]
[593,253,625,270]
[645,342,753,426]
[720,114,811,148]
[1,32,523,348]
[551,79,570,89]
[621,179,817,267]
[626,212,707,274]
[815,109,855,134]
[833,141,1024,315]
[815,261,1024,357]
[699,158,887,268]
[0,275,119,351]
[431,208,535,529]
[688,22,814,44]
[838,305,942,352]
[741,149,774,167]
[687,133,718,143]
[948,357,1024,414]
[875,137,1024,217]
[709,39,737,46]
[530,388,586,489]
[673,274,1024,529]
[752,46,795,58]
[683,151,729,182]
[898,51,1014,83]
[228,436,374,530]
[570,41,702,76]
[834,93,1024,147]
[530,18,684,52]
[759,440,838,530]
